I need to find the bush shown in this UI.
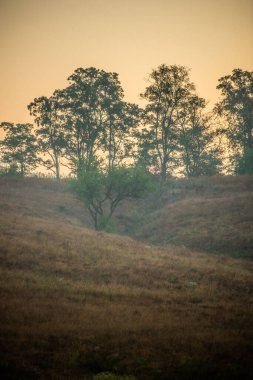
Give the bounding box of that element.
[69,165,154,230]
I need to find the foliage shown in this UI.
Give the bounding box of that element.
[177,96,222,176]
[134,126,160,174]
[4,65,252,179]
[140,64,195,182]
[0,163,19,176]
[235,147,253,174]
[0,122,38,176]
[215,68,253,172]
[70,165,153,230]
[54,67,140,174]
[58,67,122,173]
[100,102,142,170]
[28,95,66,179]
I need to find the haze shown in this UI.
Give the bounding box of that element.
[0,0,252,129]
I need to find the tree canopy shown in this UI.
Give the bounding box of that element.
[0,122,38,176]
[28,95,66,179]
[0,65,252,179]
[215,68,253,173]
[70,165,153,230]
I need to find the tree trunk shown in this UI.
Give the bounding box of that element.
[55,157,60,179]
[160,155,168,184]
[20,163,25,177]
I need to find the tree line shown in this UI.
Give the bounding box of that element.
[1,65,252,180]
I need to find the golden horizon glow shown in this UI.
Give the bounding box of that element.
[0,0,252,132]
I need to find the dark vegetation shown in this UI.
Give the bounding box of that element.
[1,66,252,180]
[0,176,253,379]
[69,165,153,231]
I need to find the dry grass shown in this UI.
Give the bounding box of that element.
[119,175,253,258]
[0,176,253,379]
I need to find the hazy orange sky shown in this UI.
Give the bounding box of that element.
[0,0,252,129]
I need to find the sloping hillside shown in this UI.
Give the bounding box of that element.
[0,177,92,228]
[119,175,253,259]
[0,177,253,380]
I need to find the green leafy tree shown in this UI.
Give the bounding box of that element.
[215,68,253,173]
[70,165,153,230]
[28,95,66,179]
[177,96,222,176]
[0,122,38,176]
[134,126,160,174]
[100,102,142,171]
[141,64,195,182]
[56,67,138,174]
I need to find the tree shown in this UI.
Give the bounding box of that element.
[100,102,142,171]
[215,68,253,173]
[134,126,160,173]
[28,95,66,179]
[0,122,38,176]
[56,67,135,175]
[70,165,153,230]
[141,64,195,182]
[177,96,222,176]
[235,147,253,175]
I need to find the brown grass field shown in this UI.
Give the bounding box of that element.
[121,175,253,258]
[0,176,253,379]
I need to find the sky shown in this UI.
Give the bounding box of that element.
[0,0,253,131]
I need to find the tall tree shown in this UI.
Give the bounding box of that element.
[141,64,195,182]
[0,122,38,176]
[56,67,129,174]
[134,125,160,174]
[177,96,222,176]
[215,68,253,172]
[28,95,65,179]
[100,102,142,171]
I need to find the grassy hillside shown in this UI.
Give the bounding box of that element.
[0,176,253,379]
[118,175,253,259]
